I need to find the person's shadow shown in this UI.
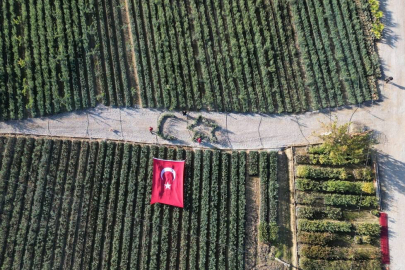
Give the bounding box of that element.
[390,83,405,91]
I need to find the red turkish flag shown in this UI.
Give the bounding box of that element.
[150,158,185,208]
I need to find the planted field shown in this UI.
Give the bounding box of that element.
[293,146,381,270]
[0,135,287,269]
[131,0,381,112]
[0,0,381,119]
[0,0,137,120]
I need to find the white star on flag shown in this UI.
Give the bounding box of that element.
[164,183,171,189]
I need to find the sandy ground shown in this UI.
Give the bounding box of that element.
[0,0,404,267]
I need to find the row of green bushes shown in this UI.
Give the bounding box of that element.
[298,219,352,233]
[299,219,380,234]
[297,206,342,220]
[248,151,259,176]
[258,152,279,244]
[296,153,366,165]
[0,138,35,268]
[296,192,378,208]
[296,165,374,181]
[296,178,375,194]
[300,245,380,260]
[297,231,339,246]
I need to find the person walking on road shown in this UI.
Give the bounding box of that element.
[149,127,154,134]
[385,76,393,84]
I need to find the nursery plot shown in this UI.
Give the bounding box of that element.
[293,146,381,270]
[0,135,288,269]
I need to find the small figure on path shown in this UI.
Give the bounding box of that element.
[182,110,187,116]
[149,127,154,134]
[197,137,202,144]
[385,76,393,84]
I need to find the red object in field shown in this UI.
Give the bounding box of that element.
[150,158,185,208]
[380,212,390,264]
[197,138,202,144]
[149,127,153,132]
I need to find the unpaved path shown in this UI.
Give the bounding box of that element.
[0,0,404,267]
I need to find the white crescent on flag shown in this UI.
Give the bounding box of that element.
[160,167,176,181]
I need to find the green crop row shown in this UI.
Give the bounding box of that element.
[297,206,342,220]
[297,231,339,246]
[296,178,375,194]
[296,165,374,181]
[296,191,378,208]
[298,219,352,233]
[248,151,259,176]
[300,245,380,260]
[258,151,279,244]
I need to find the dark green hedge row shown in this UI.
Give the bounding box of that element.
[248,151,259,176]
[258,151,279,245]
[297,206,342,220]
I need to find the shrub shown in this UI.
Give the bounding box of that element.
[308,145,327,154]
[296,178,374,194]
[269,222,279,243]
[297,232,337,246]
[324,194,378,208]
[296,165,348,179]
[296,192,319,205]
[353,168,374,181]
[157,113,177,141]
[295,155,310,164]
[248,151,259,176]
[371,209,380,217]
[258,222,270,244]
[300,245,380,260]
[298,220,352,233]
[314,121,372,165]
[355,223,381,236]
[369,0,385,39]
[187,115,219,143]
[362,182,375,193]
[297,206,342,220]
[258,222,278,244]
